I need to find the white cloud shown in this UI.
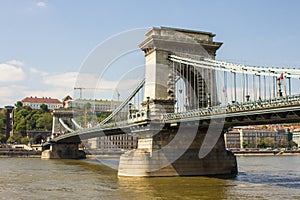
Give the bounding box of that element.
[36,2,46,8]
[0,62,78,106]
[94,78,145,101]
[6,60,24,67]
[0,85,28,106]
[29,67,48,76]
[42,72,79,87]
[0,63,25,82]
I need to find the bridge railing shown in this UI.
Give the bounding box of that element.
[163,94,300,121]
[52,94,300,136]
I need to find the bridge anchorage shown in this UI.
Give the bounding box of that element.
[42,27,300,178]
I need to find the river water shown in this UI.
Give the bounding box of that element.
[0,156,299,200]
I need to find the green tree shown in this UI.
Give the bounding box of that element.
[15,118,26,136]
[0,134,6,144]
[97,112,111,123]
[264,137,275,148]
[289,140,298,148]
[280,139,289,147]
[24,109,40,132]
[259,139,267,148]
[7,136,15,144]
[20,137,32,144]
[13,103,52,134]
[261,125,267,129]
[15,101,23,110]
[36,113,52,130]
[7,135,21,144]
[242,140,248,148]
[40,104,49,112]
[16,106,32,118]
[0,109,6,134]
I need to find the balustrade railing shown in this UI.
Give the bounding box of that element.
[163,94,300,121]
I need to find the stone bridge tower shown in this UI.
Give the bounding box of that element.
[139,27,222,118]
[51,109,75,137]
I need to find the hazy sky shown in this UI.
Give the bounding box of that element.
[1,0,300,107]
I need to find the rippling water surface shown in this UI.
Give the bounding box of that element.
[0,156,299,199]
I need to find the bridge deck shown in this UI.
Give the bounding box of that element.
[51,95,300,143]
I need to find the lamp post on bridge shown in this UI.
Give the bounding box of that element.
[207,93,211,108]
[277,78,282,97]
[146,97,150,119]
[246,95,250,102]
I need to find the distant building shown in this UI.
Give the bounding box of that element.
[275,129,288,146]
[86,135,138,152]
[62,95,73,107]
[64,98,120,112]
[22,96,63,110]
[224,129,241,148]
[240,129,277,148]
[98,135,138,150]
[224,126,285,149]
[292,129,300,146]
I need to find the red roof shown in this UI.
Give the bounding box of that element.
[22,97,62,104]
[228,129,240,133]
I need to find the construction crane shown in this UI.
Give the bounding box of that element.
[73,87,119,128]
[74,87,112,99]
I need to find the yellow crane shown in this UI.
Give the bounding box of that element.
[73,87,119,128]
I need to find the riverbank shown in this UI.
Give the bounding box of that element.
[1,148,300,158]
[85,151,123,159]
[231,149,300,156]
[0,148,41,158]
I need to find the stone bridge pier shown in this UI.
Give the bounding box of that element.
[41,142,86,159]
[118,123,237,177]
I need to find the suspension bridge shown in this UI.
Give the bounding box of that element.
[42,27,300,177]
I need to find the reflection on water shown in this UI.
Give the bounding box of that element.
[117,176,231,200]
[237,156,300,189]
[237,171,300,189]
[0,156,299,199]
